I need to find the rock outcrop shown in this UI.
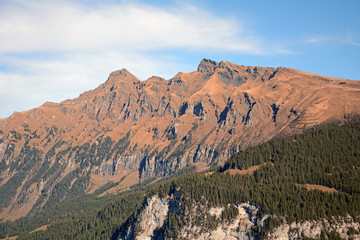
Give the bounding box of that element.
[123,195,174,240]
[123,195,360,240]
[268,216,360,240]
[180,202,265,240]
[1,59,360,220]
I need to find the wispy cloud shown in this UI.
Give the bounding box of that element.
[304,36,329,44]
[303,32,360,46]
[344,32,360,46]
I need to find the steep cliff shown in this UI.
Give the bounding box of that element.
[1,59,360,220]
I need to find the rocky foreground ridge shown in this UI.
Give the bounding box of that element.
[0,59,360,221]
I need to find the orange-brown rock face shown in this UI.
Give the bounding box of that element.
[0,59,359,220]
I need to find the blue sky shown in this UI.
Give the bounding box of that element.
[0,0,359,118]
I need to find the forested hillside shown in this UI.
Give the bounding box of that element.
[2,121,360,239]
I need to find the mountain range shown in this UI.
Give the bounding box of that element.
[0,58,360,223]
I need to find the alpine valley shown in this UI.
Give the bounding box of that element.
[1,59,360,239]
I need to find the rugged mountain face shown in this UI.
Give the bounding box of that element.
[0,59,360,221]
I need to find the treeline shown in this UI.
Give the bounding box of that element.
[7,121,360,239]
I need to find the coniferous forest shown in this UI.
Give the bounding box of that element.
[1,121,360,239]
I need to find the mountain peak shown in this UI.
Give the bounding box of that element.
[146,76,166,82]
[107,68,140,84]
[109,68,133,77]
[197,58,219,73]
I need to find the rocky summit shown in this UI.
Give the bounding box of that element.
[1,59,360,221]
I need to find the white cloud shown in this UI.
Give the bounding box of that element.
[0,0,262,54]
